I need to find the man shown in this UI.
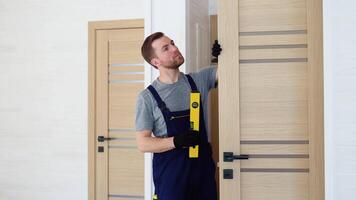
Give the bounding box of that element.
[135,32,220,200]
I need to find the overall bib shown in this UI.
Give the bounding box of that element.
[147,74,217,200]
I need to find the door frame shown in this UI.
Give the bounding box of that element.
[217,0,325,199]
[306,0,325,199]
[88,19,144,200]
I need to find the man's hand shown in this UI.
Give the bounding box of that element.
[173,130,200,149]
[212,40,222,58]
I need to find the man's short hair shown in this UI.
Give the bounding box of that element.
[141,32,164,69]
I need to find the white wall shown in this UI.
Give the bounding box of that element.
[186,0,210,73]
[147,0,187,81]
[324,0,356,199]
[0,1,144,200]
[209,0,217,15]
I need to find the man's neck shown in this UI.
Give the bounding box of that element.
[158,68,181,84]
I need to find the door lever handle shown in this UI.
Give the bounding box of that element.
[97,136,112,142]
[224,152,249,162]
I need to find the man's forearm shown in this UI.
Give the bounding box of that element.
[137,136,175,153]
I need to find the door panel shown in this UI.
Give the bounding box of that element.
[89,19,144,200]
[240,63,307,102]
[240,144,309,154]
[241,173,308,200]
[239,0,307,31]
[218,0,323,199]
[240,48,307,60]
[241,158,309,169]
[109,83,144,128]
[106,28,144,199]
[240,34,307,46]
[109,29,144,64]
[109,149,144,195]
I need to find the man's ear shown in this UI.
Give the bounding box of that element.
[151,58,160,68]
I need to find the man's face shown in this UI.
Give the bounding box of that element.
[151,36,184,69]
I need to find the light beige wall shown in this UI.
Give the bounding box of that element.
[323,1,356,199]
[0,1,144,200]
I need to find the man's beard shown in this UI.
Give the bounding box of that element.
[162,56,185,69]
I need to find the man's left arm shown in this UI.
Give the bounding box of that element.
[215,67,218,85]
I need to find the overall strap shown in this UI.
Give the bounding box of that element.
[147,85,169,112]
[185,74,198,92]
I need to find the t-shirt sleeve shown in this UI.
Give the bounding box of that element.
[197,66,217,91]
[135,91,154,132]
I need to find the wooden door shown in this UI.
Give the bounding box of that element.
[209,14,220,197]
[89,19,145,200]
[218,0,324,199]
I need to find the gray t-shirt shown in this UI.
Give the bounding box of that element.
[135,66,217,141]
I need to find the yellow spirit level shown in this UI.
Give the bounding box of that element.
[189,91,200,158]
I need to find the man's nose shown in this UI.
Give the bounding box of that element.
[171,45,179,52]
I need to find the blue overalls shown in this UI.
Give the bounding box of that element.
[147,74,217,200]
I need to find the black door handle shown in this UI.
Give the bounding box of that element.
[97,136,112,142]
[224,152,249,162]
